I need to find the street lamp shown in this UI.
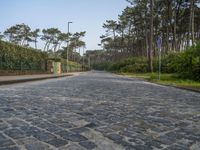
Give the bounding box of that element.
[67,21,72,72]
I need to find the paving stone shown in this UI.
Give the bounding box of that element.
[32,130,56,142]
[0,71,200,149]
[59,144,85,150]
[79,140,97,149]
[20,126,41,136]
[131,145,152,150]
[4,128,26,139]
[164,144,189,150]
[15,137,39,145]
[157,135,175,145]
[0,139,15,147]
[106,133,124,144]
[58,122,74,128]
[46,138,68,147]
[57,130,88,142]
[37,122,63,133]
[70,127,89,133]
[84,122,97,128]
[2,108,15,112]
[0,112,12,118]
[0,133,6,141]
[25,142,50,150]
[0,122,9,130]
[7,119,28,127]
[0,147,20,150]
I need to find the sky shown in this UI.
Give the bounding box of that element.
[0,0,129,53]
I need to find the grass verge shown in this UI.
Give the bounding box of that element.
[118,72,200,92]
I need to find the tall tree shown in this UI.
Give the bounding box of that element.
[31,29,40,49]
[0,32,4,40]
[3,23,32,46]
[41,28,61,51]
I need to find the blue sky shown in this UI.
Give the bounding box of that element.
[0,0,129,52]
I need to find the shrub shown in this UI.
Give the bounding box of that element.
[0,40,48,71]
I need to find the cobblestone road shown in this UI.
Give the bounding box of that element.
[0,71,200,150]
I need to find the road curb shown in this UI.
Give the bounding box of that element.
[0,74,73,86]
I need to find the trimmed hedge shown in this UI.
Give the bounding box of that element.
[0,40,48,71]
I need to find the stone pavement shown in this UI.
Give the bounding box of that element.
[0,71,199,150]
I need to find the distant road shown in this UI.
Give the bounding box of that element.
[0,71,199,150]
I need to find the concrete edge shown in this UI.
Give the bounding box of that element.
[0,74,72,86]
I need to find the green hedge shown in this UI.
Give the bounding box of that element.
[0,40,48,71]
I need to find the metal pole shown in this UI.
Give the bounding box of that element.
[158,48,161,80]
[67,21,72,72]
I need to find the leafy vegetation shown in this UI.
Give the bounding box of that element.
[93,42,200,81]
[87,0,200,83]
[120,72,200,90]
[1,23,86,63]
[0,23,89,74]
[0,40,48,71]
[61,59,83,72]
[98,0,200,71]
[0,40,86,73]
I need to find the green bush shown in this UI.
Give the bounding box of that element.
[92,42,200,81]
[0,40,48,71]
[161,42,200,81]
[104,57,148,73]
[61,59,83,72]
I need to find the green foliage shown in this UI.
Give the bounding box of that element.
[0,40,48,71]
[96,57,148,73]
[95,42,200,81]
[61,59,83,72]
[161,42,200,81]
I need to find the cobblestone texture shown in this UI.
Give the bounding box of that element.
[0,71,200,150]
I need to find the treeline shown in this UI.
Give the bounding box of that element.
[86,0,200,81]
[96,0,200,72]
[0,23,86,62]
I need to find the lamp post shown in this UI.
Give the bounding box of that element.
[67,21,72,72]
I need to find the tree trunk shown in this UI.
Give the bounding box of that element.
[191,0,195,45]
[149,0,154,72]
[188,0,193,46]
[145,12,149,59]
[166,26,169,52]
[46,42,51,51]
[43,42,48,51]
[34,38,37,49]
[173,10,177,51]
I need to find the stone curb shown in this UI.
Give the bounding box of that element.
[0,74,73,86]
